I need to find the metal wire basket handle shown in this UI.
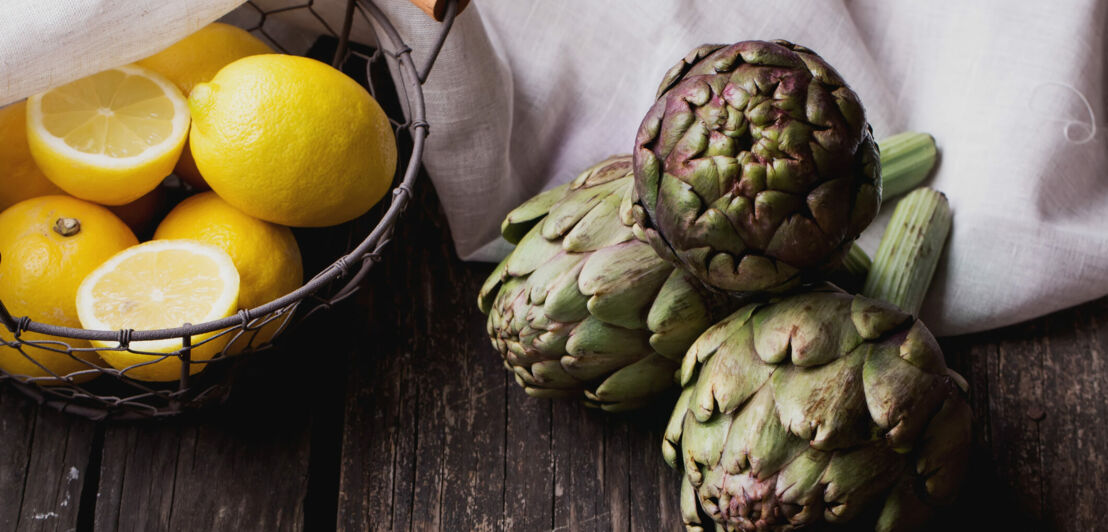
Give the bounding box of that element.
[0,0,460,420]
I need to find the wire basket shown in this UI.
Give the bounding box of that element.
[0,0,458,421]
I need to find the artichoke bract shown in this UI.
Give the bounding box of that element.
[632,40,881,295]
[478,155,733,412]
[664,188,970,531]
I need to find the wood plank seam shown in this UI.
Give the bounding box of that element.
[1037,332,1050,522]
[12,411,36,531]
[74,424,104,531]
[164,428,184,530]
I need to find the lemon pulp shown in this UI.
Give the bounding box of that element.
[27,65,189,206]
[76,240,240,381]
[40,71,177,157]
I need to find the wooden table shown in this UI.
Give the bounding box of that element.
[1,183,1105,531]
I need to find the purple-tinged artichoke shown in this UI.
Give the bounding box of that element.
[478,156,734,411]
[632,40,881,295]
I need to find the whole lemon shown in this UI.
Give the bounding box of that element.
[188,54,397,227]
[0,101,64,211]
[137,22,273,190]
[138,23,272,96]
[154,192,303,349]
[0,195,138,382]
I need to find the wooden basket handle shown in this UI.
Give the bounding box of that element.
[407,0,471,21]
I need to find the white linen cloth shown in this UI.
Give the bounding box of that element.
[2,0,1106,336]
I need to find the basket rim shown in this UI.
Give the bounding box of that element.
[0,0,457,345]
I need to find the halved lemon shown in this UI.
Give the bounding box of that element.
[26,64,190,206]
[75,240,240,382]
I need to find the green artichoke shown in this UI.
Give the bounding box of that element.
[664,289,971,531]
[478,155,733,412]
[632,40,881,295]
[663,188,969,532]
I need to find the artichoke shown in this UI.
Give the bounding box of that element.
[664,189,970,531]
[632,40,881,295]
[478,155,733,412]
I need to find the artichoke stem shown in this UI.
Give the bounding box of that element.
[878,132,938,200]
[828,243,872,293]
[862,187,951,315]
[841,243,871,280]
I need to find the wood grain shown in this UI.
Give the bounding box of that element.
[336,186,512,531]
[942,298,1108,531]
[0,389,95,532]
[91,328,328,532]
[503,387,553,531]
[0,388,36,531]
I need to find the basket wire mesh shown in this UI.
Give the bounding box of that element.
[0,0,457,420]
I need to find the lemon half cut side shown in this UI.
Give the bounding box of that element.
[26,64,190,206]
[75,239,240,382]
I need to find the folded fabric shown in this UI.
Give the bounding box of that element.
[401,0,1108,336]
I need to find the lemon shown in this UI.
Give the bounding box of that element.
[154,192,302,349]
[76,240,240,382]
[0,195,138,383]
[26,64,190,206]
[0,101,64,211]
[189,54,397,227]
[137,22,273,190]
[137,23,273,96]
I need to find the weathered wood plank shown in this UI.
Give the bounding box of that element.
[0,388,36,531]
[17,409,94,532]
[93,423,179,531]
[625,404,682,531]
[429,286,507,532]
[92,337,320,532]
[938,296,1108,531]
[0,388,95,532]
[503,386,553,531]
[980,320,1047,520]
[938,335,1038,531]
[164,411,310,531]
[602,414,630,532]
[551,402,609,531]
[1035,299,1108,531]
[338,184,509,531]
[336,203,424,531]
[338,184,686,532]
[337,303,415,532]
